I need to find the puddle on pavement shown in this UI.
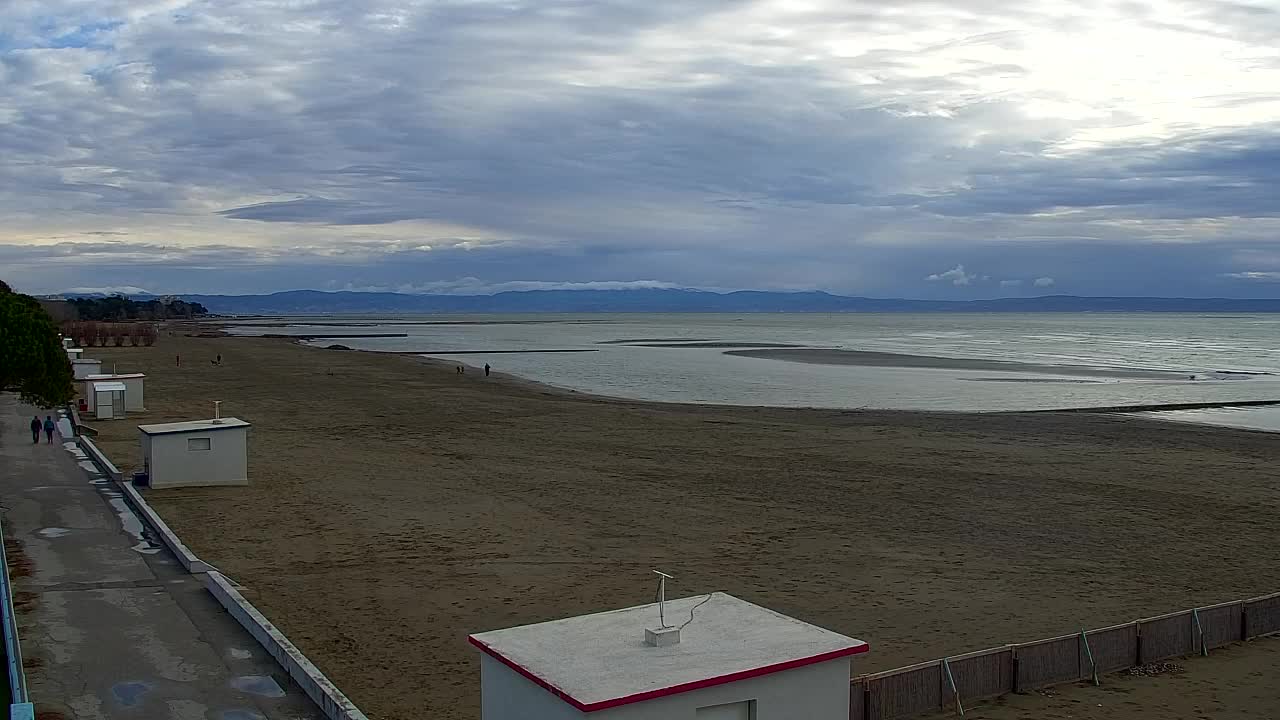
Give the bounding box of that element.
[230,675,285,698]
[111,681,151,707]
[220,710,266,720]
[228,648,253,660]
[37,527,71,538]
[105,498,162,555]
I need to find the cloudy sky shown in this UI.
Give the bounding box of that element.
[3,0,1280,298]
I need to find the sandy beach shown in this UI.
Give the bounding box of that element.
[83,332,1280,720]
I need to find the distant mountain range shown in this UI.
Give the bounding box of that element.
[74,289,1280,314]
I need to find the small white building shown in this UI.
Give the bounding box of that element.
[91,381,128,420]
[62,338,76,350]
[71,358,101,379]
[138,418,251,488]
[83,373,146,412]
[470,592,868,720]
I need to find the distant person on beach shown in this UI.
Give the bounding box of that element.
[43,416,56,444]
[176,354,181,367]
[30,416,41,444]
[485,364,491,377]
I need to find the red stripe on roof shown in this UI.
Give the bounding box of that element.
[469,635,869,713]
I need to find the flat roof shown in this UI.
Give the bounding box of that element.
[91,381,127,392]
[71,358,100,364]
[469,592,868,712]
[85,373,146,380]
[138,418,251,436]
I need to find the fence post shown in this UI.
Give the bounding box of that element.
[941,657,964,717]
[1192,608,1208,657]
[1079,629,1099,686]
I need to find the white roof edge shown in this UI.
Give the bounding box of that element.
[138,418,251,435]
[84,373,146,379]
[91,381,128,391]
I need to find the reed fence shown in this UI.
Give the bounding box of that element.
[850,592,1280,719]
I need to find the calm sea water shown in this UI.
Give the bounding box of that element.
[226,313,1280,428]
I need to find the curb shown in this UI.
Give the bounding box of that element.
[115,481,213,574]
[204,572,370,720]
[76,436,122,482]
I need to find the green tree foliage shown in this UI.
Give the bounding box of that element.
[0,283,76,408]
[70,294,208,321]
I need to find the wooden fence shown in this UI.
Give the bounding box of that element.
[850,592,1280,719]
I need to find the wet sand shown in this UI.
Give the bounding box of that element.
[84,333,1280,720]
[727,348,1184,379]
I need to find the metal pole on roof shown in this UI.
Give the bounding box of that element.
[213,401,223,423]
[653,570,674,628]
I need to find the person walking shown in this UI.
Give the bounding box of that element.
[43,415,56,444]
[30,416,41,444]
[484,364,491,377]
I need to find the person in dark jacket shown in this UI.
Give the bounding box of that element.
[30,416,41,444]
[43,416,56,444]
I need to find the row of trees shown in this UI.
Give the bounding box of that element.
[63,321,158,347]
[0,280,75,407]
[69,295,208,321]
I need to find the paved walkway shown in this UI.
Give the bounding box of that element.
[0,395,322,720]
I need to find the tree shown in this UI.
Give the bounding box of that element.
[0,282,75,408]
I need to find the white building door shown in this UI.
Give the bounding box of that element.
[696,700,753,720]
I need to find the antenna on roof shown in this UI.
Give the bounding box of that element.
[646,570,682,647]
[213,401,223,424]
[653,570,674,628]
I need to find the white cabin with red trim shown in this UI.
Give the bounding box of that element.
[469,592,868,720]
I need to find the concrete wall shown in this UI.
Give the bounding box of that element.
[146,427,248,488]
[204,572,369,720]
[482,654,851,720]
[481,654,585,720]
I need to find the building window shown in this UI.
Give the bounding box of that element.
[187,437,212,451]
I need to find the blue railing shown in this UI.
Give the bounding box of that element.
[0,512,33,719]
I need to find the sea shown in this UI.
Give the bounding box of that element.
[224,313,1280,432]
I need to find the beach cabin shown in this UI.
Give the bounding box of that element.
[66,347,84,361]
[92,381,128,420]
[470,592,868,720]
[83,374,146,412]
[138,418,251,488]
[71,358,101,380]
[62,338,76,350]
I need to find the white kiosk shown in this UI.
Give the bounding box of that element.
[92,381,128,420]
[83,373,146,412]
[470,592,868,720]
[72,358,101,380]
[138,417,250,488]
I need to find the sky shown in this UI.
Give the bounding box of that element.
[3,0,1280,298]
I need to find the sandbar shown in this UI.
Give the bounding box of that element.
[727,348,1185,379]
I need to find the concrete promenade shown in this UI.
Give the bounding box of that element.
[0,395,322,720]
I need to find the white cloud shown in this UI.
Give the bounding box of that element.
[999,279,1024,288]
[63,285,155,295]
[337,279,689,295]
[1222,271,1280,282]
[1033,277,1056,287]
[927,265,978,286]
